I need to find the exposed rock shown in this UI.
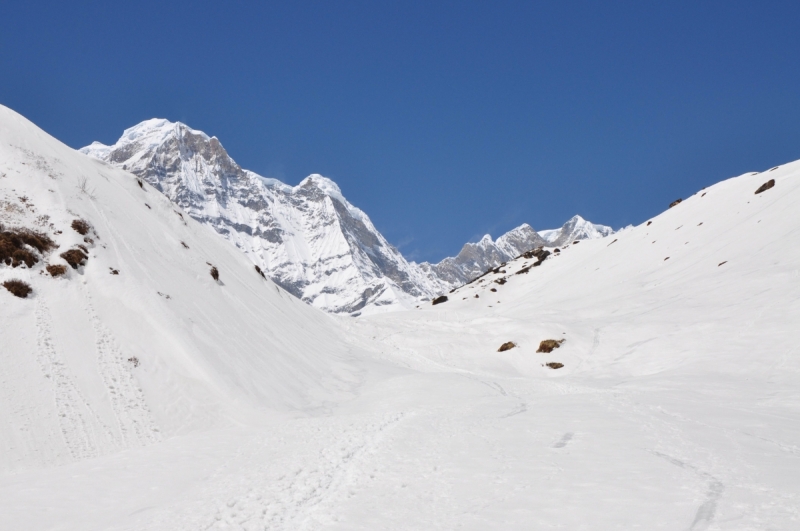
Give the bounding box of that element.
[537,339,565,353]
[669,199,683,208]
[755,179,775,194]
[431,295,448,305]
[546,362,564,370]
[498,342,516,352]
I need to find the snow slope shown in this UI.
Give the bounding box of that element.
[0,105,380,471]
[345,166,800,528]
[2,105,799,529]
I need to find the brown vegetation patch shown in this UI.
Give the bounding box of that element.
[3,279,32,298]
[210,266,219,281]
[60,248,88,269]
[46,264,67,277]
[498,341,516,352]
[537,339,565,353]
[432,295,448,305]
[546,362,564,370]
[0,225,56,268]
[755,179,775,194]
[71,219,91,235]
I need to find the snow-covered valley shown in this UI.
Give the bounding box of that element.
[2,104,799,529]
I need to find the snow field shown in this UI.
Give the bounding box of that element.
[1,104,799,529]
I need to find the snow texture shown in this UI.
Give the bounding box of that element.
[4,105,798,529]
[81,120,612,314]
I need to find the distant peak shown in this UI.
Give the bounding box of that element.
[115,118,210,148]
[297,174,343,196]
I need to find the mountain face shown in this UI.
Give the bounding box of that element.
[81,120,444,314]
[81,120,613,313]
[416,224,548,286]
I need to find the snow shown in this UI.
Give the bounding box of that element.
[81,123,446,314]
[2,104,800,529]
[538,214,614,245]
[80,120,613,315]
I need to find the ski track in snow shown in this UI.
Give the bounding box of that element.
[83,287,161,447]
[34,298,101,460]
[132,413,406,531]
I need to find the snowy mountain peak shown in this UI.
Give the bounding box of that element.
[538,214,614,246]
[81,120,445,314]
[81,118,615,313]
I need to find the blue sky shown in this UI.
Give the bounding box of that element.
[2,1,800,262]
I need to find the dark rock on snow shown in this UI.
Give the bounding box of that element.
[755,179,775,194]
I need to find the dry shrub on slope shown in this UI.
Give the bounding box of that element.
[0,225,56,267]
[71,219,91,235]
[46,264,67,277]
[3,279,32,298]
[60,248,88,269]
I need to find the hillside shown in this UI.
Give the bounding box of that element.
[1,105,798,529]
[0,105,377,470]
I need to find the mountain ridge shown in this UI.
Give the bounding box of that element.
[81,118,614,313]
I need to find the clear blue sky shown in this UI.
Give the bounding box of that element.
[3,1,800,262]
